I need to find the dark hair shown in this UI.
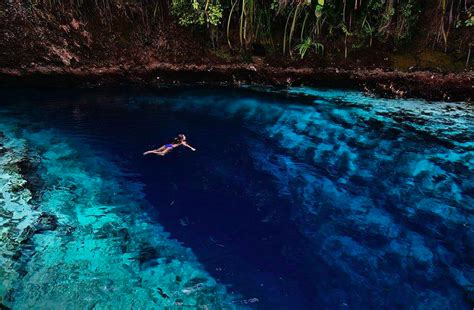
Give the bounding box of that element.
[172,134,185,144]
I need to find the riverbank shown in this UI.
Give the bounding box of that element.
[1,64,473,102]
[1,2,472,103]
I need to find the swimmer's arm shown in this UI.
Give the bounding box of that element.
[182,142,196,151]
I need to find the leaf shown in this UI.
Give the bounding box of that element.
[315,4,323,19]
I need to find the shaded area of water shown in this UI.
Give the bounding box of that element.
[0,87,473,309]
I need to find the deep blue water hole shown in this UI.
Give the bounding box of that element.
[0,87,472,309]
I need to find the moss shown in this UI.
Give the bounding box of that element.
[417,50,464,71]
[391,53,417,71]
[240,51,253,63]
[212,48,232,62]
[391,50,465,72]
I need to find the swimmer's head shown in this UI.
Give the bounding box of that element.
[178,134,186,141]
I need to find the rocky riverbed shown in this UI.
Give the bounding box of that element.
[0,108,238,309]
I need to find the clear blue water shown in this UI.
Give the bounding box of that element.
[0,87,473,309]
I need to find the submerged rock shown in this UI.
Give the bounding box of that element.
[0,131,42,304]
[0,112,237,309]
[34,212,58,232]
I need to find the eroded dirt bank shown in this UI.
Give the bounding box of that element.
[1,64,473,102]
[1,2,472,102]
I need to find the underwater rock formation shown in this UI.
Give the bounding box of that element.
[0,87,472,308]
[132,87,473,308]
[0,131,40,304]
[0,112,238,308]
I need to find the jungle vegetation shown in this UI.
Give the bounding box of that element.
[10,0,474,63]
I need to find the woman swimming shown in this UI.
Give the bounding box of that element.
[143,134,196,156]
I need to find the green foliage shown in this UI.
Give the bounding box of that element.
[361,18,374,46]
[14,0,472,60]
[171,0,223,27]
[456,11,474,28]
[296,37,324,59]
[315,0,324,19]
[466,16,474,27]
[394,0,420,44]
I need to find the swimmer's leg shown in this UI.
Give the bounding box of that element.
[160,148,173,156]
[144,150,164,156]
[144,147,174,156]
[144,145,167,155]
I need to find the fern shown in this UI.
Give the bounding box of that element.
[296,38,324,59]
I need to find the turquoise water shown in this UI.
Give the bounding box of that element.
[0,87,473,309]
[0,97,235,309]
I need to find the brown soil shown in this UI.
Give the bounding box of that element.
[1,3,472,102]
